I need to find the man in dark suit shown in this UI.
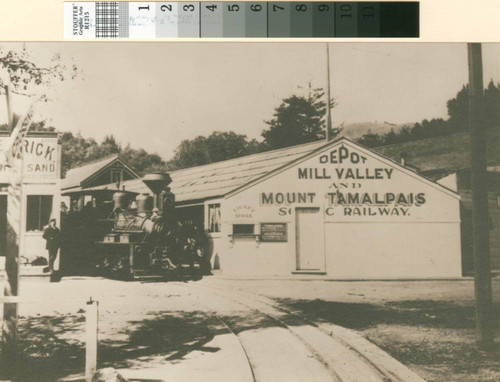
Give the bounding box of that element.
[43,218,60,273]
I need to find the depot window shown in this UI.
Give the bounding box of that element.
[111,169,123,184]
[26,195,53,232]
[232,224,254,236]
[208,203,221,233]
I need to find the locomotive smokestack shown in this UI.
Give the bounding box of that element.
[142,172,172,195]
[142,172,173,214]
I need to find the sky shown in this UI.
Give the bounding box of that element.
[1,42,499,160]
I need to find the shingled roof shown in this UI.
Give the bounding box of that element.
[168,140,327,202]
[61,141,329,202]
[62,155,140,191]
[62,129,500,203]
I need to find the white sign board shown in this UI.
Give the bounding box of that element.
[22,137,58,180]
[0,136,58,183]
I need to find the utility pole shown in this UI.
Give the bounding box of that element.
[5,85,13,132]
[0,106,34,378]
[467,43,494,350]
[325,43,332,142]
[0,84,17,378]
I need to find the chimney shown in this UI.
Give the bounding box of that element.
[400,152,407,167]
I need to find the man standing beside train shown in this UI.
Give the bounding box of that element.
[43,218,61,273]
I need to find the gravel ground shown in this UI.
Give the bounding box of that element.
[214,277,500,382]
[1,276,499,381]
[209,277,500,305]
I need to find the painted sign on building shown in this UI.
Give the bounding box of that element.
[233,204,255,219]
[0,136,59,182]
[256,144,455,223]
[22,137,58,180]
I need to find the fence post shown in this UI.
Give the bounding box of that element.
[85,297,98,382]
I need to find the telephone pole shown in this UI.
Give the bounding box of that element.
[0,105,34,378]
[325,43,332,142]
[5,85,13,132]
[467,43,494,350]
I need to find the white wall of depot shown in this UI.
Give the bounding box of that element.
[220,140,462,278]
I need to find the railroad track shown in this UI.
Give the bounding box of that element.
[178,282,335,382]
[177,281,425,382]
[189,302,259,382]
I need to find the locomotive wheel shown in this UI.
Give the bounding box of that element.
[100,249,131,280]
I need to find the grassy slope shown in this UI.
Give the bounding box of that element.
[372,128,500,172]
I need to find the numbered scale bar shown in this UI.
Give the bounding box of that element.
[64,2,419,38]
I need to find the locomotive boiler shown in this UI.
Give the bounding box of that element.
[96,172,201,280]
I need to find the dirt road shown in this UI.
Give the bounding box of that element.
[178,281,424,382]
[11,277,425,382]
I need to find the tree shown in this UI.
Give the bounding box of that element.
[357,129,385,148]
[59,132,170,177]
[204,131,260,163]
[447,80,500,131]
[356,81,500,149]
[0,47,77,132]
[261,88,341,150]
[99,135,121,156]
[0,46,77,102]
[169,131,263,169]
[482,80,500,129]
[447,85,470,131]
[169,136,211,169]
[60,132,101,176]
[119,144,169,175]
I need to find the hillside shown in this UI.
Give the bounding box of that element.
[372,128,500,174]
[339,121,412,139]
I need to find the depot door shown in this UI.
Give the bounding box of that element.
[295,207,325,271]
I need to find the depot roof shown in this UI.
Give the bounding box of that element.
[166,129,500,202]
[168,140,328,202]
[62,141,328,201]
[62,129,500,203]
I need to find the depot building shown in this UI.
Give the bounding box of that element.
[64,137,474,279]
[215,138,461,278]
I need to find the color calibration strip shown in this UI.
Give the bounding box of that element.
[64,2,419,39]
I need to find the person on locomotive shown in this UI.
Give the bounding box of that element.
[180,222,209,272]
[166,220,184,265]
[190,224,211,274]
[184,223,198,270]
[167,220,198,269]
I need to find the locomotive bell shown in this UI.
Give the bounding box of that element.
[142,172,172,195]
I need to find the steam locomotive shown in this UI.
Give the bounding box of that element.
[94,173,202,280]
